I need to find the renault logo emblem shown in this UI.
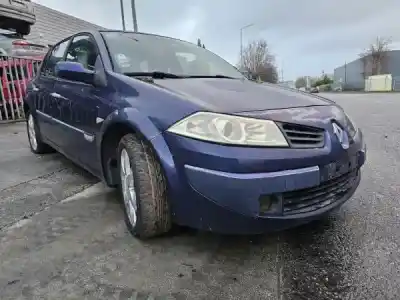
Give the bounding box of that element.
[332,122,349,149]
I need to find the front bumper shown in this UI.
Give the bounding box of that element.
[160,129,366,234]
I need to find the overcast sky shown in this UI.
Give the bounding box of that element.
[33,0,400,80]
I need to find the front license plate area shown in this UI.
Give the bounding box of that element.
[320,155,358,182]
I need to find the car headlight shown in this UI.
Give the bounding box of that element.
[344,113,357,137]
[166,112,289,147]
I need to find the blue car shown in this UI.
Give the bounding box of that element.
[24,30,366,238]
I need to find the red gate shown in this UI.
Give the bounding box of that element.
[0,56,42,121]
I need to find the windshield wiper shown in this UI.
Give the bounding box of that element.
[123,72,241,80]
[123,71,183,79]
[184,75,240,79]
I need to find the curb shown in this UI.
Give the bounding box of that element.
[0,119,26,125]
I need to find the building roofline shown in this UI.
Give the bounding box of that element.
[33,3,107,30]
[336,49,400,70]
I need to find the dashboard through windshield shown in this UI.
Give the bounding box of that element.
[101,31,244,79]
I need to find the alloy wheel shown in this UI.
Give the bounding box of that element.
[120,148,138,227]
[28,114,38,151]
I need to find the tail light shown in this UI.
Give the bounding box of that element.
[12,40,29,46]
[11,40,47,58]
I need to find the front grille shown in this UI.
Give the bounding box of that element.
[282,170,358,215]
[280,123,325,148]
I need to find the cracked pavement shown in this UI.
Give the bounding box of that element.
[0,93,399,299]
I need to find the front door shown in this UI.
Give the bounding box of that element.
[53,79,104,173]
[53,34,112,174]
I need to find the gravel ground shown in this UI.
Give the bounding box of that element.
[0,123,99,231]
[0,93,399,300]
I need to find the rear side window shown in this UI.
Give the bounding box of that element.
[41,39,70,76]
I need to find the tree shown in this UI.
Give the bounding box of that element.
[295,76,307,88]
[313,74,333,87]
[239,39,278,83]
[359,36,391,78]
[196,39,205,48]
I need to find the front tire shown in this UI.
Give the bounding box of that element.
[26,111,52,154]
[117,133,171,239]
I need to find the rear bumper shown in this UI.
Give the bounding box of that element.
[0,4,35,24]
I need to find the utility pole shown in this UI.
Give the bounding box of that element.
[240,23,254,70]
[120,0,126,31]
[131,0,138,32]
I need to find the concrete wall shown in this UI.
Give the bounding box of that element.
[26,4,106,46]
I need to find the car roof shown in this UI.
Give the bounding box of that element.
[82,29,195,45]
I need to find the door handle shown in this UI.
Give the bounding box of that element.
[32,84,39,91]
[50,92,66,99]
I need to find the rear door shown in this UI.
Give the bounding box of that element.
[34,38,71,146]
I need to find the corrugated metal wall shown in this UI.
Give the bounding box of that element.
[26,4,106,46]
[392,76,400,91]
[333,59,364,90]
[334,50,400,91]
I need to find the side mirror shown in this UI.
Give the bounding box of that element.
[55,61,95,85]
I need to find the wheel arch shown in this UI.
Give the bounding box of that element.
[98,108,175,187]
[23,95,37,117]
[23,101,31,116]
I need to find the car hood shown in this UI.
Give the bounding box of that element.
[153,78,333,113]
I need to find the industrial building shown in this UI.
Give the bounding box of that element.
[26,3,106,47]
[333,50,400,91]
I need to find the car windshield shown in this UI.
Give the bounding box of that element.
[101,31,244,79]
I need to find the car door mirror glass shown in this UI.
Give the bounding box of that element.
[55,61,95,85]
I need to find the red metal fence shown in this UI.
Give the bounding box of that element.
[0,56,42,121]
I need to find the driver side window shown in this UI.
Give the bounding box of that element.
[65,35,98,71]
[41,39,70,77]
